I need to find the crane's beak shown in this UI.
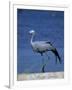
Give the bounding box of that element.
[29,31,31,34]
[28,32,32,35]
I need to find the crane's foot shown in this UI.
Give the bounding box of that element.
[41,64,46,73]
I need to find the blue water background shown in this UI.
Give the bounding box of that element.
[17,9,64,74]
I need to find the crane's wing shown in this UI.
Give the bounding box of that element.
[31,41,53,52]
[35,41,51,44]
[36,41,53,46]
[51,48,61,64]
[44,41,61,64]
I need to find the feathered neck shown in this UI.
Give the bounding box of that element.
[31,34,35,44]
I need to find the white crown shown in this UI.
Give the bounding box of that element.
[29,30,35,34]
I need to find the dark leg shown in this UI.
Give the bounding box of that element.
[41,53,45,73]
[42,64,46,73]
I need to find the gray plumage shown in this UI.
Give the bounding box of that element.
[29,30,61,64]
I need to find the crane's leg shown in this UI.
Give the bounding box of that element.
[41,53,46,73]
[42,63,46,73]
[45,52,50,60]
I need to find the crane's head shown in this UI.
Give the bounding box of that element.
[29,30,35,35]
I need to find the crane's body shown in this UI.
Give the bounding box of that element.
[31,41,53,54]
[29,30,61,72]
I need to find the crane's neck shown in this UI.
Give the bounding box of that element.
[31,34,34,44]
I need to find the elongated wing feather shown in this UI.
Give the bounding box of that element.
[51,48,61,64]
